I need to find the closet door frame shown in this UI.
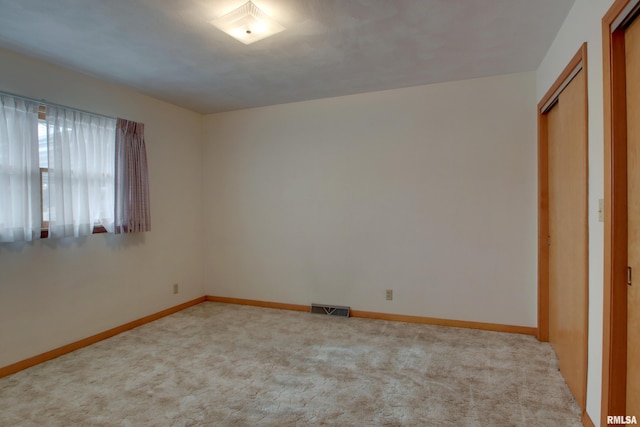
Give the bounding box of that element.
[603,0,640,422]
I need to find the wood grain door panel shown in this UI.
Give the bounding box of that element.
[547,70,588,410]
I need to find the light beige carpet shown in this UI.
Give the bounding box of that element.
[0,302,581,426]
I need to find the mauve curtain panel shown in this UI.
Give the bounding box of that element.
[114,118,151,234]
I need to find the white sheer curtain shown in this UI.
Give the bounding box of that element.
[46,107,116,238]
[0,95,41,242]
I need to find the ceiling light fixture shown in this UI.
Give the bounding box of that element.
[212,1,285,45]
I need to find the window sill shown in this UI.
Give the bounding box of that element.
[40,225,108,239]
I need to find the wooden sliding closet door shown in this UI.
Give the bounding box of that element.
[546,69,588,410]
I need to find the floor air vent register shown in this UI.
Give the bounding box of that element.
[310,303,350,317]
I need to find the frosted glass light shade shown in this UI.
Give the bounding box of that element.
[212,1,285,45]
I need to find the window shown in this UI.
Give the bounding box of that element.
[0,92,150,243]
[38,105,116,238]
[37,106,112,237]
[37,107,49,231]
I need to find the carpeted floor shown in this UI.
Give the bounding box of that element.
[0,302,581,426]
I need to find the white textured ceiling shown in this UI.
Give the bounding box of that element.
[0,0,575,114]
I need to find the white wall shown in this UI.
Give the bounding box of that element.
[203,72,538,327]
[0,48,205,368]
[536,0,615,424]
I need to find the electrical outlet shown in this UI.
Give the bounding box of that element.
[173,283,179,294]
[386,289,393,301]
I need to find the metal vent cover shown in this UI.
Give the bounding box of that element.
[310,303,350,318]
